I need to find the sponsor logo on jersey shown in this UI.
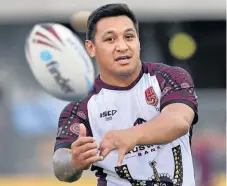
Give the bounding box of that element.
[100,110,117,121]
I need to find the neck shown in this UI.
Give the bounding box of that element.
[99,63,142,87]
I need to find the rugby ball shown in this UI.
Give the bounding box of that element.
[25,23,95,101]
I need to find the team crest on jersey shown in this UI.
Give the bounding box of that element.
[145,86,158,106]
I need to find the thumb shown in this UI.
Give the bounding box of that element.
[79,123,87,137]
[117,149,126,167]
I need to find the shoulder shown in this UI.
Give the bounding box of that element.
[142,62,193,84]
[60,90,96,119]
[142,62,191,76]
[57,91,95,138]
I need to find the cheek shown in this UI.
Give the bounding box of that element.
[131,42,140,55]
[95,46,115,67]
[96,46,114,60]
[96,45,113,56]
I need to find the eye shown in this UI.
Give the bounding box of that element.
[125,34,135,40]
[104,37,115,42]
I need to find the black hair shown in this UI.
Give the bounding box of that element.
[86,3,139,41]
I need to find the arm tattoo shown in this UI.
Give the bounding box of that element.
[53,148,83,182]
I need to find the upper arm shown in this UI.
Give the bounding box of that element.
[54,101,92,152]
[161,103,195,127]
[157,65,198,125]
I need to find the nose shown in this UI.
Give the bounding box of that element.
[115,39,128,52]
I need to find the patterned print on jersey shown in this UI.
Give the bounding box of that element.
[115,165,146,186]
[57,102,81,138]
[153,64,197,108]
[54,99,92,151]
[156,66,183,98]
[114,145,183,186]
[172,145,183,185]
[149,145,183,186]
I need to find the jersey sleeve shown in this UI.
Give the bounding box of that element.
[54,100,92,152]
[157,65,198,124]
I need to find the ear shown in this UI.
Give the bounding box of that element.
[85,40,95,58]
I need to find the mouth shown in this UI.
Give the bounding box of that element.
[115,55,131,63]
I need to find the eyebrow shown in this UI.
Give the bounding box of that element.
[103,28,136,37]
[124,28,136,33]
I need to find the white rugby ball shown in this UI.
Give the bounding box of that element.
[25,23,95,101]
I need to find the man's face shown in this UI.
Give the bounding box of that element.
[86,16,141,77]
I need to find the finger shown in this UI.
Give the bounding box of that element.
[99,141,116,158]
[100,147,112,158]
[77,142,99,154]
[117,149,126,167]
[82,148,99,159]
[84,155,103,165]
[72,137,95,147]
[79,123,87,137]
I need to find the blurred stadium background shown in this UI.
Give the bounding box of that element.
[0,0,226,186]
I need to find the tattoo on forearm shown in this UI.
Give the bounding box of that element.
[53,148,83,182]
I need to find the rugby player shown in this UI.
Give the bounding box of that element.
[53,3,198,186]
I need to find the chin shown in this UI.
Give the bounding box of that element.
[115,66,136,77]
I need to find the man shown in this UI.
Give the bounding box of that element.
[53,3,198,186]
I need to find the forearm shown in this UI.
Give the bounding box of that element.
[53,148,83,182]
[131,111,190,145]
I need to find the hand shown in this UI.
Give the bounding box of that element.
[71,124,103,170]
[99,129,138,167]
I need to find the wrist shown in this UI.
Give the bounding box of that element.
[129,125,143,145]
